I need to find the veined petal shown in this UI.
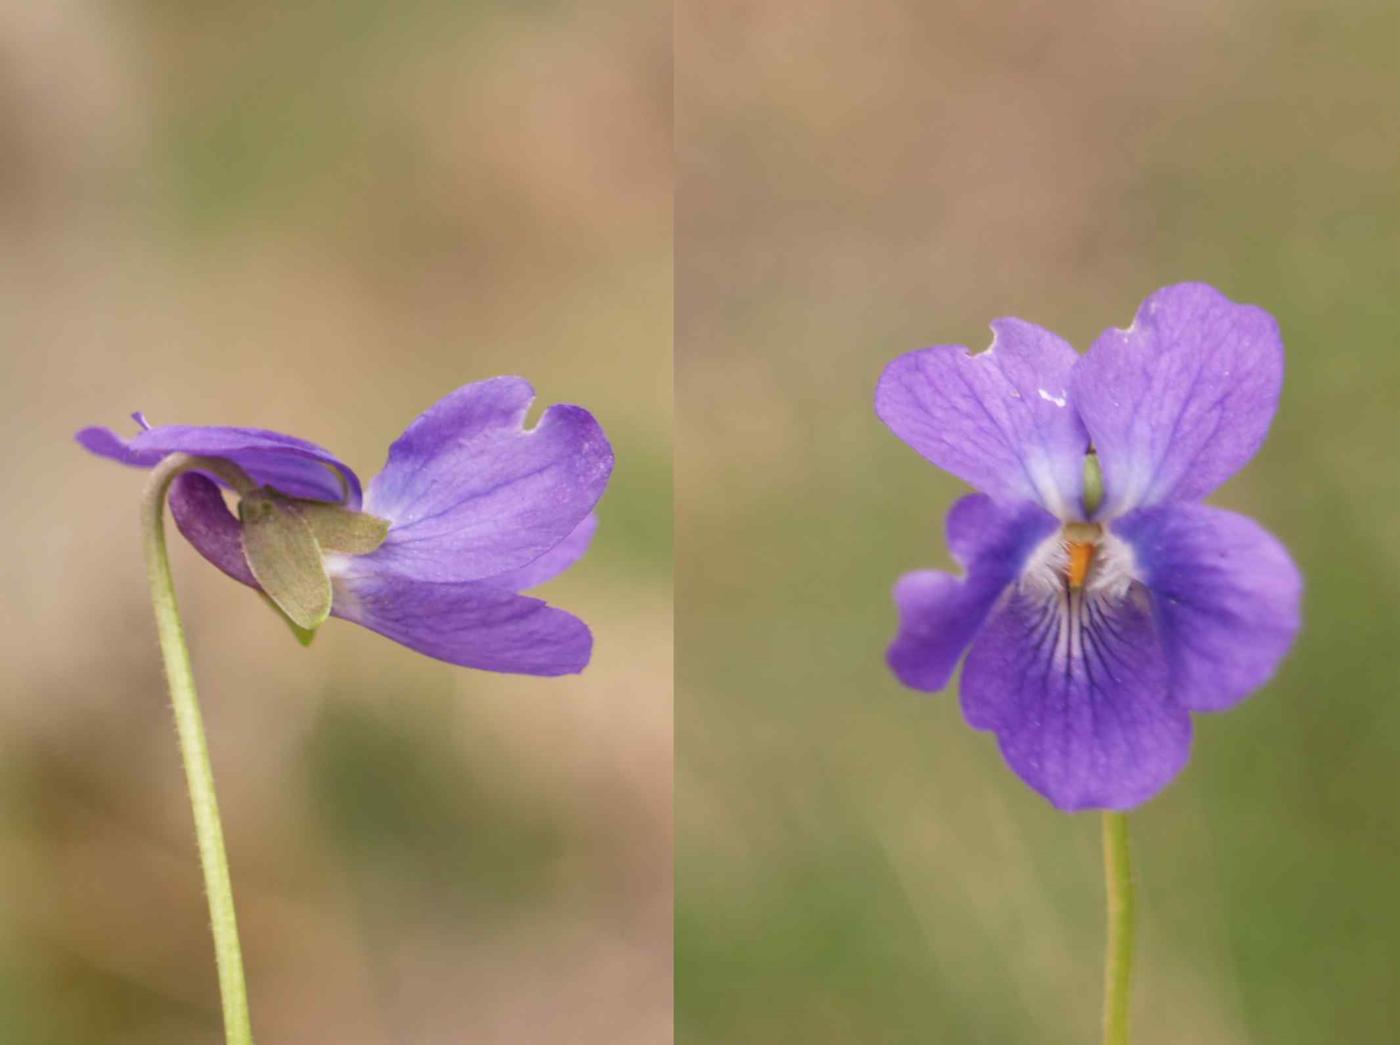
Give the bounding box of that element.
[77,422,361,506]
[1070,283,1284,515]
[888,496,1058,691]
[961,582,1191,811]
[364,377,613,582]
[1114,503,1301,712]
[478,513,598,592]
[330,562,593,676]
[876,319,1089,517]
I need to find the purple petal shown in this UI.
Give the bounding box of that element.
[1113,503,1301,712]
[876,319,1089,517]
[169,473,257,587]
[1069,283,1284,515]
[364,377,614,582]
[961,583,1192,811]
[77,422,362,506]
[330,562,593,676]
[888,495,1057,691]
[478,513,598,592]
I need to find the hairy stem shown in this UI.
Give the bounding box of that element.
[142,455,254,1044]
[1101,811,1135,1045]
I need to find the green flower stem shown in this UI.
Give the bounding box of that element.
[142,454,255,1045]
[1101,811,1136,1045]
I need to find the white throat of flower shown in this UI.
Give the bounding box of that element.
[1020,521,1137,602]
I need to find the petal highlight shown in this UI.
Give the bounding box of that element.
[888,495,1058,691]
[876,319,1089,517]
[1070,283,1283,515]
[961,583,1192,811]
[365,377,614,582]
[1113,503,1301,712]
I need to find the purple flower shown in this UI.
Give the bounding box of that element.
[78,377,613,676]
[876,283,1302,811]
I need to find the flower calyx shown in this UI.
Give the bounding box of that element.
[236,486,389,637]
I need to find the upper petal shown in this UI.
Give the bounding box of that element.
[77,422,361,506]
[876,318,1089,517]
[330,561,593,676]
[1070,283,1284,515]
[888,495,1058,691]
[961,582,1192,811]
[364,377,614,582]
[1113,503,1301,712]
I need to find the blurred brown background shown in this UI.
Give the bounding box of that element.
[0,2,670,1042]
[677,2,1399,1043]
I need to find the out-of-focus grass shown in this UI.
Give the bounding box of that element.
[0,1,670,1041]
[677,2,1399,1042]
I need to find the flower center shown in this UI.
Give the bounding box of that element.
[1021,521,1135,603]
[1062,521,1102,589]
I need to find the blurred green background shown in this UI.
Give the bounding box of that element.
[0,2,669,1042]
[677,2,1398,1043]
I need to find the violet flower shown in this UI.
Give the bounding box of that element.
[876,283,1302,810]
[78,376,613,676]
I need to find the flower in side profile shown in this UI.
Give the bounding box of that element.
[78,376,613,676]
[876,283,1302,810]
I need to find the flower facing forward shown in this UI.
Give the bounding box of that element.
[876,283,1301,810]
[78,377,613,676]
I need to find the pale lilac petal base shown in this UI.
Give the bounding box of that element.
[1114,503,1302,712]
[961,584,1192,811]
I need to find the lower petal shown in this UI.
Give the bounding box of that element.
[331,565,593,676]
[1113,503,1301,712]
[961,583,1191,811]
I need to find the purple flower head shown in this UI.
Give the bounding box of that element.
[876,283,1302,811]
[78,377,614,676]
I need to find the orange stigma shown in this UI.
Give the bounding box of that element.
[1066,541,1096,589]
[1062,522,1103,589]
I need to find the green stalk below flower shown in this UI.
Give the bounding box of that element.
[1101,811,1135,1045]
[142,455,255,1045]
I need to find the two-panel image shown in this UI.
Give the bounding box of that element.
[3,3,1396,1042]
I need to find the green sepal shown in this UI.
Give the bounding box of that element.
[291,500,391,555]
[239,488,333,631]
[258,593,319,646]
